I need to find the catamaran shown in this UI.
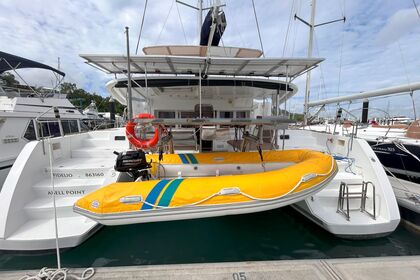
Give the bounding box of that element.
[0,1,400,251]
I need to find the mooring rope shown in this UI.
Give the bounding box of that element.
[19,267,95,280]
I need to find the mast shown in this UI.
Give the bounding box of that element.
[296,0,344,125]
[176,0,204,42]
[125,26,133,120]
[198,0,202,39]
[303,0,316,125]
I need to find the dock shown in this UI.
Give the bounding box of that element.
[1,256,419,279]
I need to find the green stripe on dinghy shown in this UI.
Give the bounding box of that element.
[179,154,189,164]
[141,179,170,210]
[158,178,184,207]
[186,153,198,164]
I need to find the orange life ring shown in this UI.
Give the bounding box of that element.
[126,113,159,149]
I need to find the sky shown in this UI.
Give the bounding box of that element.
[0,0,419,118]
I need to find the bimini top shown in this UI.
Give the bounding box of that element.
[106,76,298,106]
[143,45,263,58]
[80,54,323,80]
[0,51,65,76]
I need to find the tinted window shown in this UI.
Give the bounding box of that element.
[220,111,234,118]
[23,120,37,141]
[39,121,61,138]
[180,111,196,118]
[62,120,79,135]
[236,111,249,118]
[157,111,176,118]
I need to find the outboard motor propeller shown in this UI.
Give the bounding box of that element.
[113,150,151,181]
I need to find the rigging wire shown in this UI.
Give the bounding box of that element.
[230,8,247,47]
[282,0,296,56]
[290,0,302,56]
[175,1,188,44]
[251,0,265,57]
[155,0,175,45]
[135,0,148,55]
[413,0,420,19]
[336,18,345,98]
[313,32,328,101]
[397,41,417,119]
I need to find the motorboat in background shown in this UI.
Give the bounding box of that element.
[0,52,94,188]
[0,52,123,188]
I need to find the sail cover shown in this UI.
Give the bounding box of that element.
[0,51,65,76]
[200,8,227,46]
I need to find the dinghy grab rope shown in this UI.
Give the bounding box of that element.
[136,156,336,210]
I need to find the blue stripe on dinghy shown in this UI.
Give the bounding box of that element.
[158,179,184,207]
[141,179,170,210]
[179,154,189,164]
[186,153,198,164]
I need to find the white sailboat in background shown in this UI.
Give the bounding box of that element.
[305,82,420,230]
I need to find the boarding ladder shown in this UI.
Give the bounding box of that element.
[337,181,376,221]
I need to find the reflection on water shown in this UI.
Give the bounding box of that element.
[0,207,419,270]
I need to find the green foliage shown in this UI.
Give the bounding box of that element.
[291,113,304,121]
[0,72,20,86]
[60,82,125,114]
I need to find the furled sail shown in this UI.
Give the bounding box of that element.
[200,8,227,46]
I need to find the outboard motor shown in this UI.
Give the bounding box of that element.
[113,150,151,181]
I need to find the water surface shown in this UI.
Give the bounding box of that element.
[1,207,419,270]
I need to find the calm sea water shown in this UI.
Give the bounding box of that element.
[0,206,419,271]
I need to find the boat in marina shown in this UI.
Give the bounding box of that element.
[0,51,102,189]
[305,82,420,230]
[0,1,402,252]
[78,47,400,239]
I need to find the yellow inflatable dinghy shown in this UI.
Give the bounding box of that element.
[74,149,337,225]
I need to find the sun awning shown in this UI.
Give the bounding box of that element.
[0,51,65,76]
[80,54,323,79]
[143,45,263,58]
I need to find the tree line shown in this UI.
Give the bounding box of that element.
[59,82,125,114]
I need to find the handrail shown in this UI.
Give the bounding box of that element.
[337,181,376,221]
[361,181,376,220]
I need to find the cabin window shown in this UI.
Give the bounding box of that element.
[62,120,79,135]
[23,120,37,141]
[39,121,61,138]
[180,111,196,118]
[236,111,249,118]
[156,111,176,119]
[220,111,234,118]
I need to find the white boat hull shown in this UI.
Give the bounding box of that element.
[285,129,400,238]
[0,128,129,251]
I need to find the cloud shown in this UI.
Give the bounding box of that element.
[376,7,420,45]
